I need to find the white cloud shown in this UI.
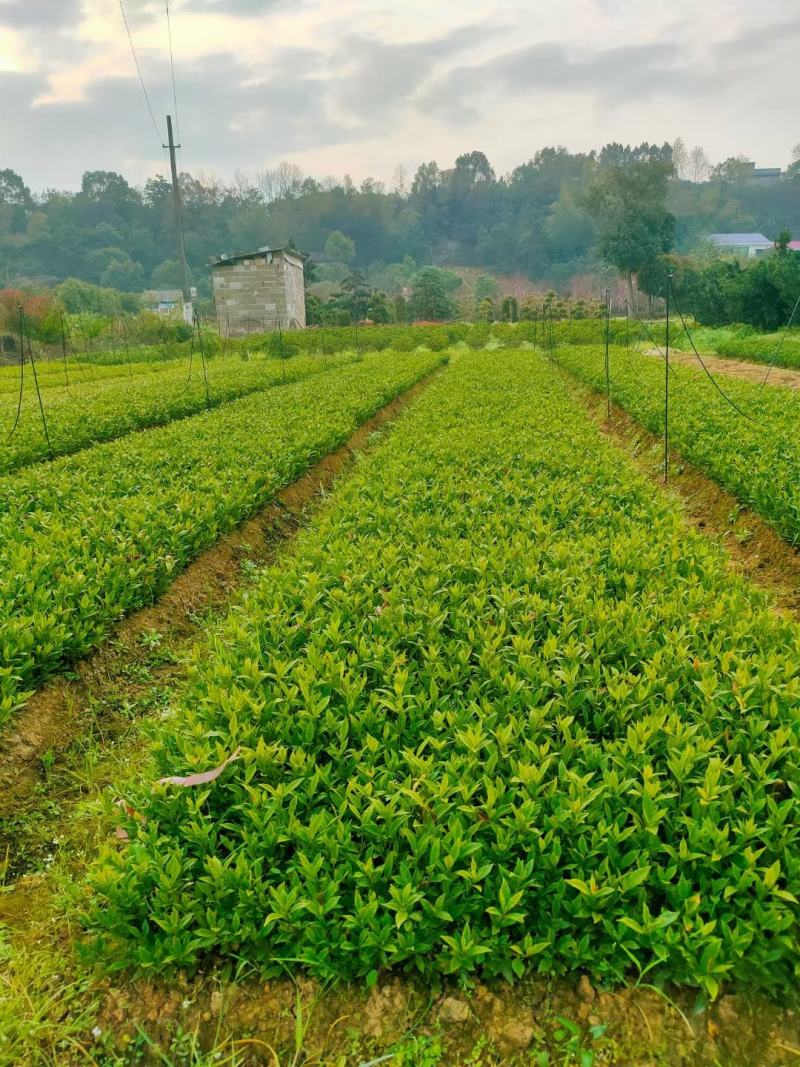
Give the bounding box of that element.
[1,0,798,189]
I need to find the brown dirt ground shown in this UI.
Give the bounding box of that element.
[0,369,442,830]
[644,346,800,390]
[88,971,800,1066]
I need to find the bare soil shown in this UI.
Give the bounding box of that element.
[0,370,441,831]
[644,346,800,390]
[61,962,800,1064]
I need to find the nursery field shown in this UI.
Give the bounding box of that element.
[0,349,353,473]
[0,349,442,728]
[2,345,800,1065]
[558,344,800,545]
[91,350,800,993]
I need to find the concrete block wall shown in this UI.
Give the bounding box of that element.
[213,251,306,337]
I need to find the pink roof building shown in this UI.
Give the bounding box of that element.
[789,241,800,252]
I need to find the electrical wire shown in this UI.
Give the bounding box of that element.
[25,320,52,457]
[761,293,800,387]
[669,280,758,425]
[165,0,180,145]
[194,311,211,406]
[118,0,163,145]
[62,316,94,384]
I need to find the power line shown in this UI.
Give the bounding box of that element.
[624,299,665,360]
[118,0,163,145]
[165,0,181,145]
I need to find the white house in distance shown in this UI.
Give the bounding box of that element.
[708,233,773,258]
[142,287,198,316]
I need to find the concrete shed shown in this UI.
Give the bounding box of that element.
[212,246,306,336]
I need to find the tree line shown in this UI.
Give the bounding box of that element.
[2,141,799,304]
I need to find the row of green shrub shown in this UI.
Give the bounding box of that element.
[0,351,355,474]
[559,343,800,545]
[89,351,800,997]
[0,351,443,726]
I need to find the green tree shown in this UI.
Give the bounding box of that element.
[520,297,539,321]
[325,230,356,265]
[150,259,185,289]
[710,156,752,184]
[101,256,145,292]
[474,275,499,302]
[586,158,675,305]
[408,267,458,321]
[393,294,408,323]
[0,169,33,236]
[55,278,124,315]
[336,269,371,322]
[452,150,495,187]
[501,296,519,322]
[366,290,391,324]
[476,296,495,322]
[83,246,131,285]
[775,230,792,255]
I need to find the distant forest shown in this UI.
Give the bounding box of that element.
[2,142,799,297]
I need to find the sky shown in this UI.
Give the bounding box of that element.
[1,0,798,192]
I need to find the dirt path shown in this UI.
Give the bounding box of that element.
[0,369,443,837]
[644,346,800,390]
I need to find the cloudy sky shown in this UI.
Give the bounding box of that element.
[1,0,798,192]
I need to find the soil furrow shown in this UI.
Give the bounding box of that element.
[0,368,443,837]
[573,378,800,616]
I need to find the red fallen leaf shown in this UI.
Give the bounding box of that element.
[113,798,140,843]
[115,799,140,819]
[158,747,242,788]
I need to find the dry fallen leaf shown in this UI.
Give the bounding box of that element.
[158,747,242,788]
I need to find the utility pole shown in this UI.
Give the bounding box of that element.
[164,114,193,326]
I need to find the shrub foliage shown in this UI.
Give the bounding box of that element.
[89,352,800,998]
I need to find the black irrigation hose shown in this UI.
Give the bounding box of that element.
[21,308,52,456]
[761,293,800,387]
[62,317,95,384]
[624,300,665,360]
[7,309,25,442]
[669,281,759,425]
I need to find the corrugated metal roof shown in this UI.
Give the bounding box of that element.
[709,233,772,246]
[210,246,302,267]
